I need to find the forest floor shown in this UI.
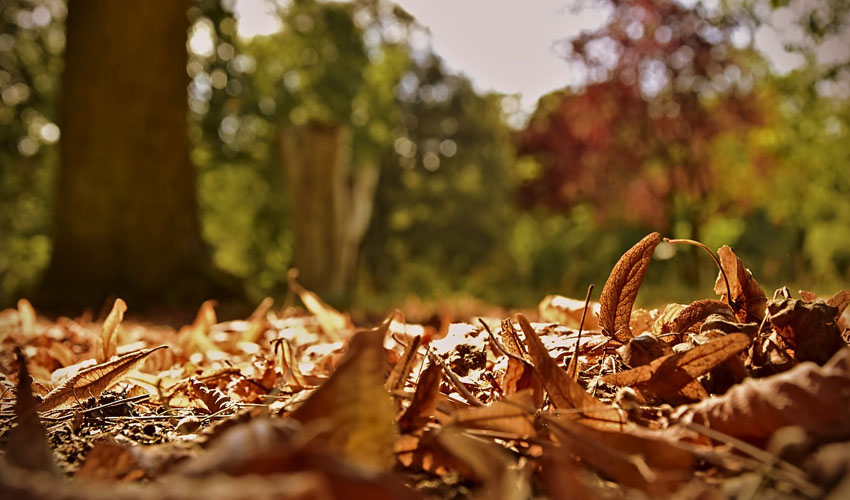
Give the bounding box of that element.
[2,233,850,500]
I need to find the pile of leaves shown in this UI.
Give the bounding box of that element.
[2,232,850,499]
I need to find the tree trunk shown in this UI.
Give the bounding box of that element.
[280,124,378,301]
[39,0,236,310]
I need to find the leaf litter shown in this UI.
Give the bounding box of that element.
[1,233,850,499]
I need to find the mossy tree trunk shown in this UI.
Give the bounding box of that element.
[39,0,236,310]
[280,124,378,301]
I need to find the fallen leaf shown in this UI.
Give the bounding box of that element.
[386,334,422,391]
[17,299,36,337]
[38,346,168,412]
[601,333,751,403]
[7,347,57,474]
[670,299,735,335]
[290,317,397,471]
[435,426,530,500]
[545,414,696,493]
[714,245,767,323]
[97,298,127,363]
[178,300,219,356]
[768,299,845,365]
[272,337,313,390]
[449,389,537,439]
[617,333,673,367]
[517,314,625,429]
[672,347,850,441]
[826,290,850,319]
[399,361,443,433]
[538,294,600,330]
[599,232,661,342]
[188,378,236,414]
[288,271,351,341]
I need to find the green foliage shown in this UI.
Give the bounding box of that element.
[0,0,63,303]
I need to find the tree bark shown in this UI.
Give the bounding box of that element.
[280,124,378,301]
[39,0,236,310]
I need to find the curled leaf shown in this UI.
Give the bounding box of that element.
[98,298,127,362]
[517,314,625,429]
[599,232,661,342]
[290,316,397,471]
[386,334,422,391]
[399,361,442,433]
[670,299,735,335]
[17,299,36,337]
[288,270,351,340]
[39,346,168,412]
[768,299,844,365]
[714,245,767,323]
[188,378,236,414]
[673,347,850,440]
[602,333,751,403]
[826,289,850,318]
[9,347,57,474]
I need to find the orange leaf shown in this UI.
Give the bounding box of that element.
[517,314,625,429]
[39,346,168,412]
[399,361,442,433]
[290,316,397,471]
[673,347,850,440]
[601,333,750,403]
[97,298,127,362]
[8,347,57,474]
[599,232,661,342]
[713,245,767,323]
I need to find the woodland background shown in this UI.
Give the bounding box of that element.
[1,0,849,314]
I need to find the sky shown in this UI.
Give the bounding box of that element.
[230,0,850,113]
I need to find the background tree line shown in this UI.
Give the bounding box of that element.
[1,0,848,313]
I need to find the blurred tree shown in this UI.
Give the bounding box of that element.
[37,0,237,309]
[516,0,775,286]
[245,0,410,301]
[0,0,63,304]
[361,55,517,301]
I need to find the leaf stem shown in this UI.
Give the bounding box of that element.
[664,238,734,308]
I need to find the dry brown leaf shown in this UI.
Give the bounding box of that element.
[599,232,661,343]
[617,333,673,368]
[399,361,443,434]
[517,314,625,429]
[434,427,530,500]
[601,333,751,403]
[449,389,537,439]
[38,346,168,412]
[546,414,696,493]
[826,290,850,318]
[673,347,850,441]
[538,295,601,330]
[178,300,219,356]
[288,271,351,341]
[670,299,735,335]
[768,299,845,365]
[97,298,127,363]
[17,298,36,337]
[386,334,422,391]
[498,319,538,398]
[714,245,767,323]
[272,337,313,390]
[187,378,236,414]
[8,347,57,474]
[290,317,397,471]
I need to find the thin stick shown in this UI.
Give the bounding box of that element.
[567,284,594,380]
[664,238,734,308]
